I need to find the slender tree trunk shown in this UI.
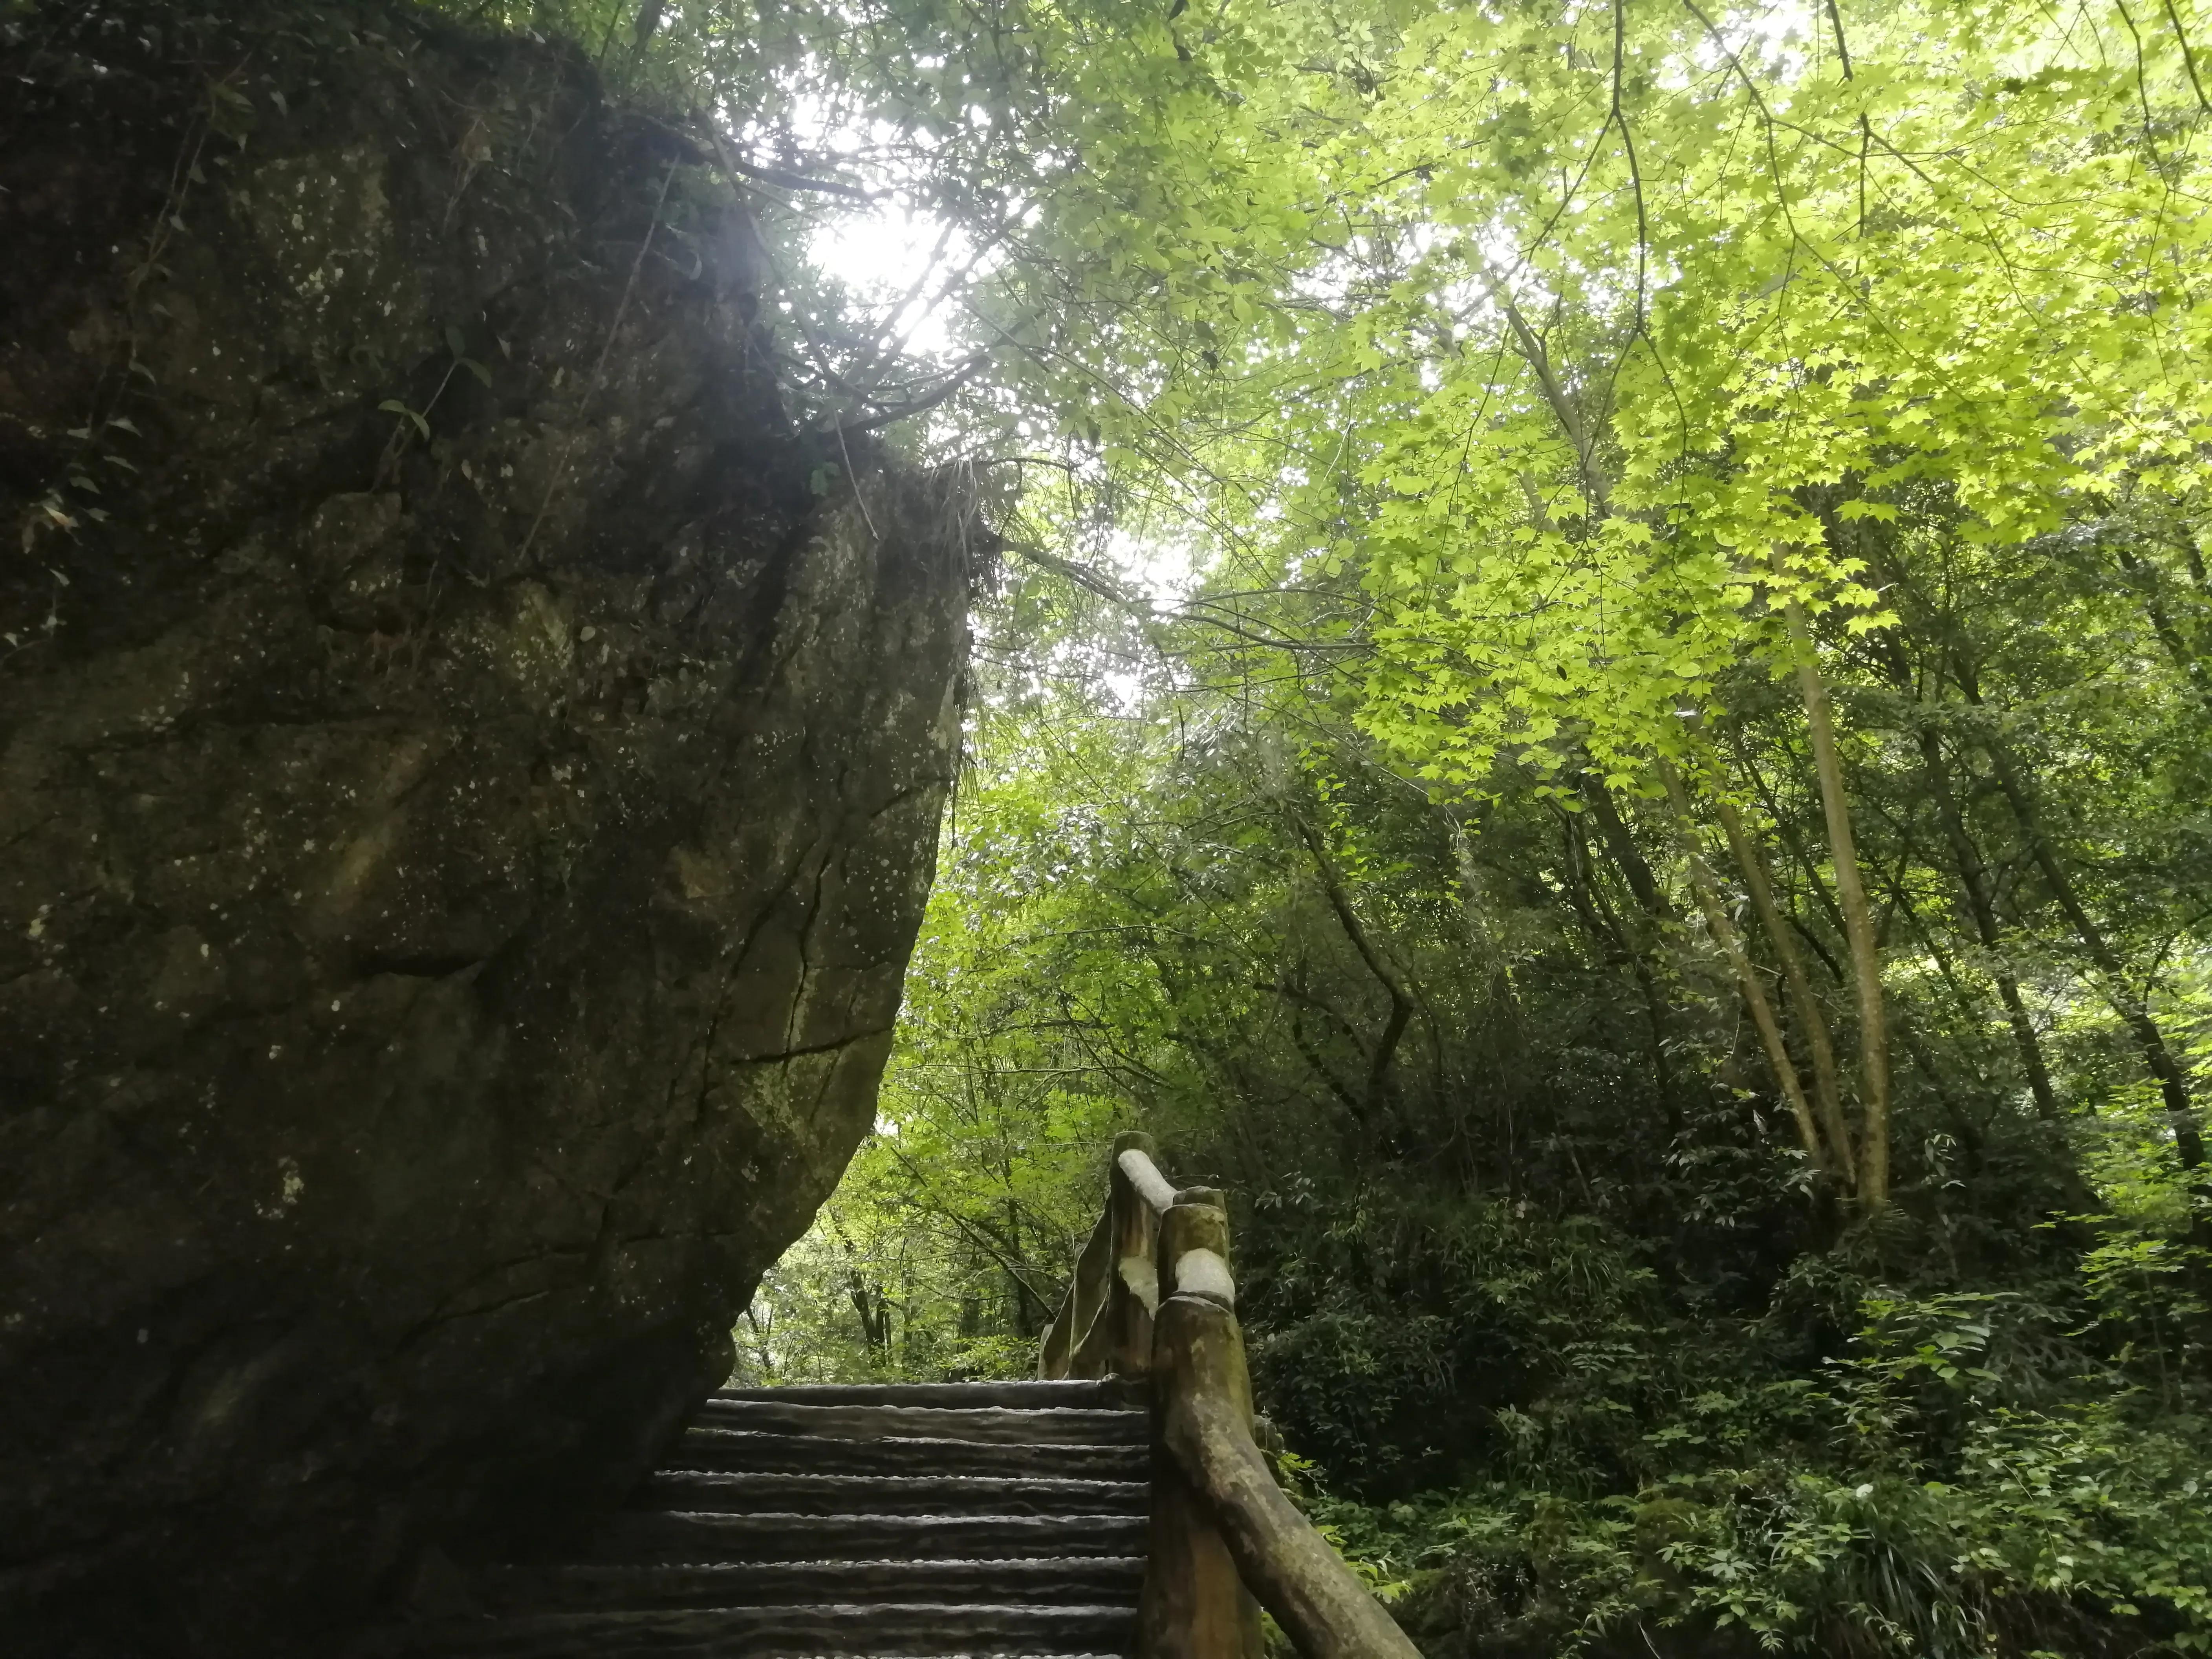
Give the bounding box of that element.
[848,1276,890,1351]
[1860,840,2003,1097]
[828,1213,892,1351]
[1661,768,1836,1181]
[1905,603,2208,1170]
[1586,844,1686,1144]
[1735,735,1852,949]
[1871,867,2106,1221]
[1574,779,1685,1137]
[1892,1016,1984,1165]
[1445,820,1521,1187]
[1702,774,1859,1192]
[1002,1189,1037,1336]
[1445,812,1527,1031]
[1556,805,1630,963]
[1864,622,2065,1123]
[1292,813,1413,1120]
[741,1304,776,1381]
[1276,976,1368,1124]
[1583,773,1671,921]
[1784,597,1891,1204]
[2113,544,2212,714]
[1971,729,2205,1169]
[1916,724,2064,1119]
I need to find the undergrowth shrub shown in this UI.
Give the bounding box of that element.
[1276,1271,2212,1657]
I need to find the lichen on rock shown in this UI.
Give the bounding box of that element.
[0,4,979,1653]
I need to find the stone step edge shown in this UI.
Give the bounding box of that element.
[640,1474,1149,1492]
[496,1557,1148,1570]
[673,1428,1151,1453]
[693,1403,1144,1420]
[441,1603,1139,1626]
[641,1511,1150,1525]
[691,1411,1145,1430]
[712,1383,1140,1401]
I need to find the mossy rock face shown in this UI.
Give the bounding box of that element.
[0,4,976,1652]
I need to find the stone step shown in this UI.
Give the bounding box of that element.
[671,1428,1150,1481]
[377,1602,1137,1657]
[692,1401,1147,1447]
[710,1381,1141,1411]
[364,1383,1161,1656]
[475,1557,1148,1613]
[590,1511,1149,1564]
[634,1473,1150,1519]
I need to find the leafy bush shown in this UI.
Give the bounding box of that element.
[1284,1276,2212,1658]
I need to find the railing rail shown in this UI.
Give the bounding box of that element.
[1040,1133,1422,1659]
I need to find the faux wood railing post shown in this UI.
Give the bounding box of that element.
[1157,1293,1422,1659]
[1067,1208,1113,1377]
[1040,1132,1173,1381]
[1043,1139,1418,1658]
[1140,1194,1262,1659]
[1109,1132,1173,1377]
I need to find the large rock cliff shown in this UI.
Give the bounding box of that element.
[0,5,975,1652]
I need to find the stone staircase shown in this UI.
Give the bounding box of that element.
[385,1379,1152,1657]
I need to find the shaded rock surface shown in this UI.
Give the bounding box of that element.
[0,4,977,1653]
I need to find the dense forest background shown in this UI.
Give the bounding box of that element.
[438,0,2207,1651]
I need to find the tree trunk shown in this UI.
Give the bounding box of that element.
[1784,597,1891,1204]
[1583,773,1672,921]
[2113,544,2212,715]
[1703,776,1859,1192]
[1915,724,2064,1120]
[1573,783,1685,1139]
[1972,730,2205,1169]
[1292,815,1414,1120]
[1661,769,1836,1180]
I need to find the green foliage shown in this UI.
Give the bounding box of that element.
[743,643,2212,1650]
[733,702,1149,1381]
[1298,1288,2212,1657]
[403,0,2212,1648]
